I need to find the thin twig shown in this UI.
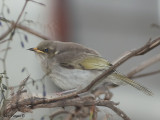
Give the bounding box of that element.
[17,75,30,94]
[127,53,160,78]
[0,0,29,118]
[132,69,160,79]
[29,0,46,6]
[0,0,28,40]
[0,23,14,40]
[0,17,50,40]
[0,47,11,52]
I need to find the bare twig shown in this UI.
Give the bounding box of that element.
[29,0,46,6]
[132,69,160,79]
[0,39,10,44]
[0,17,50,40]
[0,0,30,118]
[136,38,160,55]
[0,23,14,40]
[0,0,28,40]
[2,76,30,120]
[127,53,160,78]
[0,47,11,52]
[17,75,30,94]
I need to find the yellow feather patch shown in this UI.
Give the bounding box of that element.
[79,56,111,70]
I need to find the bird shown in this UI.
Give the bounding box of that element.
[28,40,153,96]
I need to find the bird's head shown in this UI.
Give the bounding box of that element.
[28,40,59,59]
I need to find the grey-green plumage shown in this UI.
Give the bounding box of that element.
[29,40,153,95]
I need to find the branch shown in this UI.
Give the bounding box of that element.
[6,96,130,120]
[0,17,50,40]
[0,23,14,40]
[2,76,29,120]
[0,0,30,118]
[0,0,28,40]
[34,97,130,120]
[132,69,160,79]
[127,53,160,78]
[17,75,30,94]
[28,0,46,6]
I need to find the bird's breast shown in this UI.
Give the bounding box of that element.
[40,59,122,91]
[48,63,100,90]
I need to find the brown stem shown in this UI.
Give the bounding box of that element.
[127,53,160,78]
[132,69,160,79]
[0,0,28,40]
[0,18,50,40]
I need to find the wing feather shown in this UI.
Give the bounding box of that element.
[59,54,112,70]
[54,41,112,70]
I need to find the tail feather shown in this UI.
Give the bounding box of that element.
[112,73,153,96]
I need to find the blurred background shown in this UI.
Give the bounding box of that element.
[0,0,160,120]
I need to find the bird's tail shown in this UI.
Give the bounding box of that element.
[112,73,153,96]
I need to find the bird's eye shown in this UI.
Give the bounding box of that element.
[44,48,49,52]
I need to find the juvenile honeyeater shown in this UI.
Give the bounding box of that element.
[28,40,153,95]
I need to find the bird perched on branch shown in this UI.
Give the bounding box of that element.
[28,40,152,95]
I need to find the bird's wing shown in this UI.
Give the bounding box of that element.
[75,55,112,70]
[58,53,112,70]
[54,41,112,70]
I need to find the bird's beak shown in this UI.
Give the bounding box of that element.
[27,48,44,53]
[27,48,35,51]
